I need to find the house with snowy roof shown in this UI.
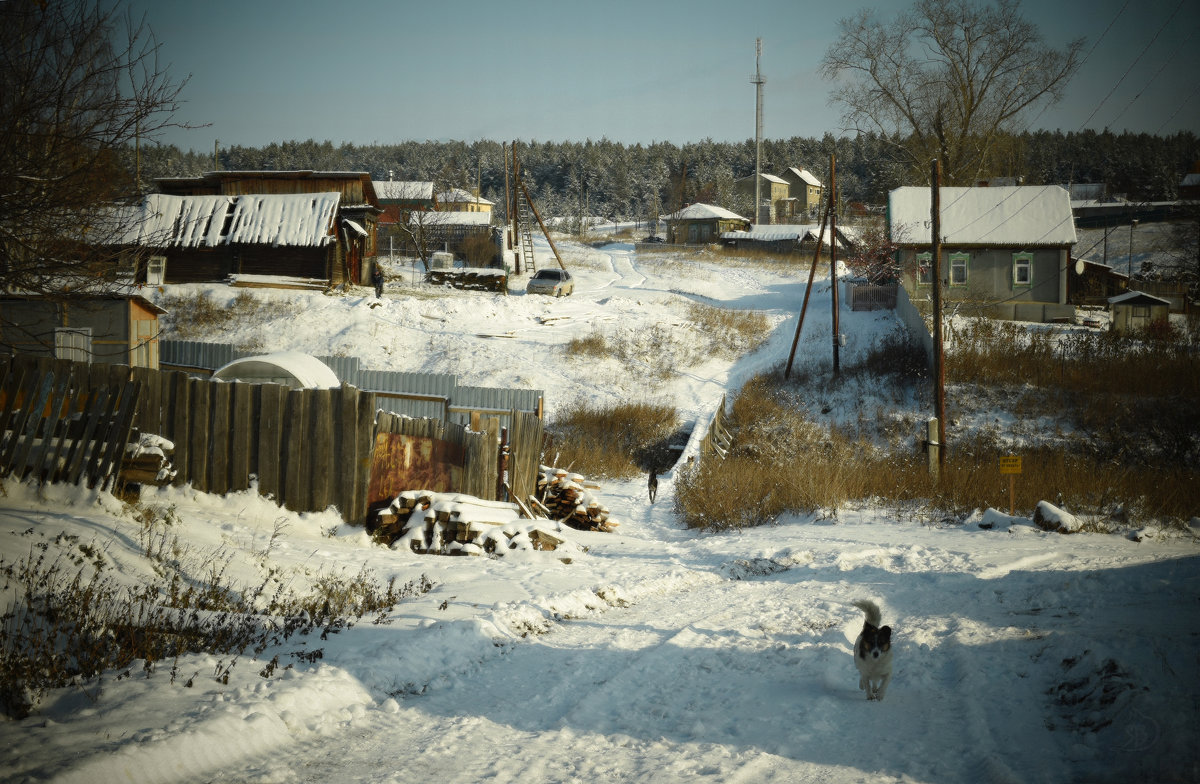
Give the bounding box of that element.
[436,188,494,214]
[663,203,751,245]
[150,171,382,286]
[373,180,436,227]
[734,173,790,224]
[779,167,823,219]
[888,185,1077,323]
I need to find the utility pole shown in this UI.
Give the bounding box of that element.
[751,38,766,225]
[213,139,219,171]
[931,159,946,468]
[784,189,830,379]
[830,152,840,377]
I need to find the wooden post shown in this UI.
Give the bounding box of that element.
[830,151,840,377]
[931,159,946,465]
[784,188,830,379]
[309,388,334,512]
[230,382,253,491]
[926,417,940,483]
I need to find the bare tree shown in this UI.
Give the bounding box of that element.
[821,0,1083,185]
[1,0,190,297]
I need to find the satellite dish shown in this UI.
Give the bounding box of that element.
[1074,259,1086,276]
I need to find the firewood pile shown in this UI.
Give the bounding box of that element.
[533,467,620,533]
[119,433,177,487]
[370,490,572,556]
[426,268,508,293]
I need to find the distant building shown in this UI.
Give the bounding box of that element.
[0,294,165,369]
[779,167,824,219]
[663,203,751,244]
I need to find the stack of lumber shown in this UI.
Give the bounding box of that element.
[227,274,328,291]
[534,467,620,533]
[426,268,508,293]
[370,490,527,554]
[120,433,177,486]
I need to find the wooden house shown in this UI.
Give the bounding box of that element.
[734,174,790,224]
[779,167,824,219]
[1108,291,1171,334]
[150,171,381,285]
[373,180,436,228]
[0,294,165,369]
[888,185,1077,323]
[664,203,751,245]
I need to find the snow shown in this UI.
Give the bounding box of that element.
[128,192,340,249]
[889,186,1077,246]
[2,232,1197,783]
[663,203,750,222]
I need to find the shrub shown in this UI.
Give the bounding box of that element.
[546,400,680,478]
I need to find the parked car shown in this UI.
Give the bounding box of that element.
[526,268,574,297]
[642,235,665,243]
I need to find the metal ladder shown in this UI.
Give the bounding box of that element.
[516,183,536,272]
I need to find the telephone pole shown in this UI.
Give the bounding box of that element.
[931,159,946,467]
[751,38,766,225]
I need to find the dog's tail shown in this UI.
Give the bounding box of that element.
[853,599,882,628]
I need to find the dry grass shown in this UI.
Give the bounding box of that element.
[546,399,681,478]
[156,290,295,343]
[674,320,1199,530]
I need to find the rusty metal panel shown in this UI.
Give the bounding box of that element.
[366,432,465,510]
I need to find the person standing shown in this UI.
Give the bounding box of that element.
[372,263,385,298]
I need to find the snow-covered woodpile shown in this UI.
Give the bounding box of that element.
[119,433,177,487]
[425,268,508,293]
[370,491,569,557]
[533,467,619,533]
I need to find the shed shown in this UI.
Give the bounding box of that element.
[0,294,165,368]
[664,203,751,245]
[212,352,341,389]
[1107,291,1171,334]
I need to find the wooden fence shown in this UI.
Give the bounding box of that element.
[0,356,140,489]
[2,353,545,525]
[699,395,731,463]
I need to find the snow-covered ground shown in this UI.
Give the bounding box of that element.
[2,235,1198,783]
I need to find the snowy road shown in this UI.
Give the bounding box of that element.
[222,501,1198,784]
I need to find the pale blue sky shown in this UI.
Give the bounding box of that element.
[130,0,1199,152]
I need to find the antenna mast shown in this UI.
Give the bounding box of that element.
[751,38,766,225]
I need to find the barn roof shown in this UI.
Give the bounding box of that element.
[888,185,1076,247]
[1108,290,1171,306]
[127,192,340,248]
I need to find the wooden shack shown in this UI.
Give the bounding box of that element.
[0,294,165,368]
[1108,291,1171,334]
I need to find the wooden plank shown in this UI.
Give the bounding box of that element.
[187,378,210,492]
[96,381,140,490]
[281,388,308,512]
[7,371,56,480]
[0,367,27,445]
[256,384,285,503]
[335,385,359,523]
[36,369,74,483]
[64,388,106,486]
[82,384,123,488]
[131,366,159,435]
[208,381,231,496]
[352,391,375,524]
[229,382,253,492]
[168,372,191,485]
[308,388,334,511]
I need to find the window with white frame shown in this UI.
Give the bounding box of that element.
[949,252,969,286]
[54,328,91,364]
[1012,252,1033,287]
[916,252,933,285]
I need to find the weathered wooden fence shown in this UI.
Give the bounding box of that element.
[128,365,376,524]
[0,355,140,489]
[699,395,731,463]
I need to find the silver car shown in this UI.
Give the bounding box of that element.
[526,268,574,297]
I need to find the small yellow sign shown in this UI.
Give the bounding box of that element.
[999,456,1022,474]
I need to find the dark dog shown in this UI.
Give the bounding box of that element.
[648,470,658,503]
[853,600,893,701]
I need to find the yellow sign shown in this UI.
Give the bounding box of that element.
[999,456,1022,475]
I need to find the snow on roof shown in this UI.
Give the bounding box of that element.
[1182,173,1200,187]
[664,203,749,222]
[784,167,822,187]
[413,210,492,226]
[888,186,1076,246]
[374,181,434,200]
[1107,290,1171,306]
[212,352,341,389]
[722,223,855,246]
[226,193,340,246]
[129,192,339,248]
[342,219,367,237]
[437,188,495,206]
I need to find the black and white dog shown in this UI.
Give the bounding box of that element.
[853,600,893,701]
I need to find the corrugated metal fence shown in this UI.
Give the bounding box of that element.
[160,340,542,429]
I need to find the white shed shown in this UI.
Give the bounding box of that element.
[212,352,340,389]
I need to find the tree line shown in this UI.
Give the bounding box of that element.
[126,131,1198,226]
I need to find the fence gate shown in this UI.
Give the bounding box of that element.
[0,357,140,489]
